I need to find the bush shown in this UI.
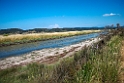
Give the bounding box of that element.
[3,34,9,36]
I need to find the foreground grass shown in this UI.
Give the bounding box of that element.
[0,31,123,83]
[72,35,122,83]
[0,30,100,46]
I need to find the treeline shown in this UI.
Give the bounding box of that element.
[0,27,116,34]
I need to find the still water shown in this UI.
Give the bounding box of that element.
[0,32,102,58]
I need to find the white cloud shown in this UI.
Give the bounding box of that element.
[103,13,120,17]
[48,24,60,28]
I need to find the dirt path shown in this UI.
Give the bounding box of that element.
[120,40,124,83]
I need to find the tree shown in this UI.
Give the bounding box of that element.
[117,23,120,28]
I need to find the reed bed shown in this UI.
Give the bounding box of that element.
[0,30,101,46]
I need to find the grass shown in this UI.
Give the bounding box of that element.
[0,29,123,83]
[0,30,101,46]
[73,35,122,83]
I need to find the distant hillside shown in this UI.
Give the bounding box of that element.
[0,27,116,34]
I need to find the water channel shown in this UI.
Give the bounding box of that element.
[0,32,104,58]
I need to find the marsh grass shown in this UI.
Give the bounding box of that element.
[0,30,123,83]
[0,30,101,46]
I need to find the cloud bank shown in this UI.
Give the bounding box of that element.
[103,13,120,17]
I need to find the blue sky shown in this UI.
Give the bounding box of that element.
[0,0,124,29]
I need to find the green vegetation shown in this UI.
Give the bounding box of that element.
[0,30,100,46]
[3,34,9,36]
[73,35,122,83]
[0,29,123,83]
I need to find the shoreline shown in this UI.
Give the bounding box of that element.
[0,37,102,70]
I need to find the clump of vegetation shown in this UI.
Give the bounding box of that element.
[3,34,9,36]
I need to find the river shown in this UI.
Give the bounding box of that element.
[0,32,104,58]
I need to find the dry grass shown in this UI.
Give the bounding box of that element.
[0,30,101,46]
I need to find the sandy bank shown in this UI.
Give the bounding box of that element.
[0,37,102,70]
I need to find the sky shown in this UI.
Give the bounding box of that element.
[0,0,124,29]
